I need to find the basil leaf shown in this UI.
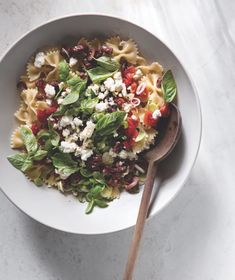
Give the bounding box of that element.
[92,172,106,185]
[58,61,70,81]
[95,111,126,137]
[80,168,93,178]
[94,199,108,208]
[89,185,105,196]
[80,98,98,114]
[62,92,79,105]
[85,199,95,214]
[50,130,60,147]
[37,129,51,140]
[7,153,32,171]
[51,152,79,176]
[62,80,87,105]
[52,105,67,117]
[32,149,47,161]
[161,70,177,103]
[95,56,120,71]
[86,66,116,84]
[20,126,38,155]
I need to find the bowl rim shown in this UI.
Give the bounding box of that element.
[0,13,202,235]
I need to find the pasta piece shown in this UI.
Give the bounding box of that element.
[90,38,102,49]
[142,73,164,106]
[36,101,49,110]
[137,61,163,75]
[45,49,63,82]
[14,102,37,124]
[136,55,147,66]
[10,127,24,149]
[106,36,138,64]
[20,75,36,88]
[132,128,157,154]
[78,37,91,47]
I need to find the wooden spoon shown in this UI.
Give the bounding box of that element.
[123,103,182,280]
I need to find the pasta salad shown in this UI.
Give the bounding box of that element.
[8,36,177,213]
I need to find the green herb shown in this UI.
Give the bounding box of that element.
[94,111,126,137]
[62,78,87,105]
[20,126,38,155]
[86,66,117,84]
[7,153,32,172]
[32,149,48,161]
[52,105,67,117]
[86,200,95,214]
[94,199,108,208]
[95,56,120,72]
[58,61,70,81]
[80,168,93,178]
[80,98,98,114]
[51,152,79,177]
[161,70,177,103]
[92,172,106,185]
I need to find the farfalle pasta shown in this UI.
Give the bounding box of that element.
[8,36,177,214]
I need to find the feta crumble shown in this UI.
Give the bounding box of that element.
[60,141,77,153]
[81,149,93,161]
[79,121,96,141]
[60,116,73,128]
[152,109,162,119]
[45,84,56,99]
[34,52,45,68]
[69,57,78,67]
[95,102,108,112]
[62,128,70,138]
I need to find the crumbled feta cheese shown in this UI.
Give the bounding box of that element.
[60,116,73,127]
[60,141,77,153]
[62,128,70,138]
[104,77,115,92]
[88,84,99,95]
[113,132,118,137]
[100,85,105,92]
[73,117,83,127]
[57,97,64,104]
[152,109,162,119]
[45,84,56,99]
[69,57,78,67]
[114,79,123,92]
[113,71,122,80]
[53,123,59,129]
[98,91,108,100]
[95,102,108,112]
[61,91,67,97]
[46,99,52,106]
[34,52,45,68]
[81,149,93,161]
[131,115,138,121]
[133,69,143,80]
[79,121,96,141]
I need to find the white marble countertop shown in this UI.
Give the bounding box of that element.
[1,0,235,279]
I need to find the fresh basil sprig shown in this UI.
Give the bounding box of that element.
[95,56,120,72]
[161,70,177,103]
[51,152,79,177]
[8,127,48,172]
[58,61,70,81]
[94,111,126,137]
[86,66,117,84]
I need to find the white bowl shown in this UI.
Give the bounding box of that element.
[0,14,201,234]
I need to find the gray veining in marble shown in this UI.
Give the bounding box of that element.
[1,0,235,279]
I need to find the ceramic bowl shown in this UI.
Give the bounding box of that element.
[0,14,201,234]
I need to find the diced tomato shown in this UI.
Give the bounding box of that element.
[144,111,159,127]
[123,66,135,76]
[123,139,134,150]
[131,82,137,93]
[31,123,40,135]
[123,66,136,86]
[37,106,57,124]
[160,104,170,117]
[124,116,139,141]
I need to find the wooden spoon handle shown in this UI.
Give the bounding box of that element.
[123,161,157,280]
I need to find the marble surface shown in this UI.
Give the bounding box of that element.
[1,0,235,279]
